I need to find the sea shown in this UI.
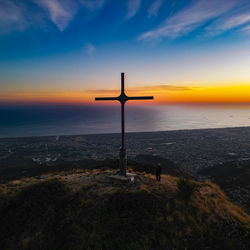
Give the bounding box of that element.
[0,104,250,138]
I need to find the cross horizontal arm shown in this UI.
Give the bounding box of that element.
[95,97,118,101]
[127,96,154,100]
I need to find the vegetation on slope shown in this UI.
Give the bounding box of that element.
[0,169,249,250]
[199,159,250,213]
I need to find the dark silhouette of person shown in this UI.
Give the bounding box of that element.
[155,163,162,181]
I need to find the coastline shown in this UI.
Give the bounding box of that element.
[1,125,250,140]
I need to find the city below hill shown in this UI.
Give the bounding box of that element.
[0,168,249,250]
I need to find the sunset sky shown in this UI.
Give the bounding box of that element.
[1,0,250,104]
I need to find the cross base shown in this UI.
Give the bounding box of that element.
[119,148,127,176]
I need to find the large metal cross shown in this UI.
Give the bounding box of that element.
[95,72,154,176]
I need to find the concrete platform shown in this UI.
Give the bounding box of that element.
[108,172,137,182]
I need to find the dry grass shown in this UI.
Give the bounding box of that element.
[1,168,250,228]
[1,168,250,250]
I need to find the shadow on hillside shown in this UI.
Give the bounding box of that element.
[0,178,249,250]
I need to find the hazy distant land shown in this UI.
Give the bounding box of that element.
[1,126,250,173]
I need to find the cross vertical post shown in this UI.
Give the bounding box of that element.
[121,72,125,93]
[121,72,125,150]
[120,102,126,176]
[95,72,153,176]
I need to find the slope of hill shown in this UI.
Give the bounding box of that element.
[0,169,249,250]
[198,159,250,214]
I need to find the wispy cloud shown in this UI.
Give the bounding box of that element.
[139,0,238,41]
[0,0,107,33]
[85,89,120,94]
[86,85,192,95]
[134,85,192,91]
[37,0,107,31]
[84,43,96,54]
[126,0,141,19]
[205,12,250,36]
[241,24,250,34]
[35,0,77,31]
[0,0,27,34]
[80,0,106,11]
[148,0,163,18]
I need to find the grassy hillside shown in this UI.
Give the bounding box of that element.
[199,159,250,213]
[0,169,249,250]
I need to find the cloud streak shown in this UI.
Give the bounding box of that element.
[148,0,163,18]
[241,24,250,34]
[0,0,107,33]
[80,0,106,11]
[84,43,96,54]
[86,84,192,95]
[35,0,77,31]
[139,0,238,41]
[205,11,250,36]
[126,0,141,19]
[0,0,27,34]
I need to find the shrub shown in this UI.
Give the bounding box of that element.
[177,178,200,202]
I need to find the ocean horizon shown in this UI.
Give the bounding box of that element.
[0,104,250,138]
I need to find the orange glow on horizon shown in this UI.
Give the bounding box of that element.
[1,84,250,105]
